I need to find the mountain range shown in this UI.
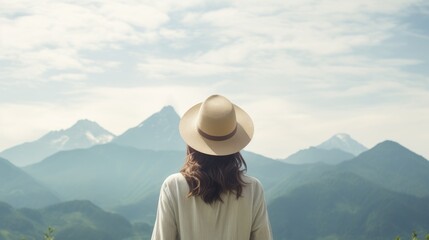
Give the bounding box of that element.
[0,119,115,167]
[0,157,59,208]
[114,105,185,151]
[317,133,368,155]
[24,144,185,209]
[0,106,184,167]
[0,200,148,240]
[1,105,428,240]
[269,171,429,240]
[268,140,429,239]
[339,140,429,197]
[282,147,354,165]
[282,133,367,165]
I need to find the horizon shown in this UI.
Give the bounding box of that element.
[1,1,428,159]
[1,104,427,160]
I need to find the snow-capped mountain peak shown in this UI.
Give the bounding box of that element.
[42,119,115,147]
[317,133,368,156]
[50,135,69,146]
[70,119,100,130]
[335,133,350,141]
[0,119,116,166]
[85,131,114,144]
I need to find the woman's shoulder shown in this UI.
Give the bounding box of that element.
[242,175,264,190]
[242,174,261,183]
[162,173,187,188]
[164,172,184,181]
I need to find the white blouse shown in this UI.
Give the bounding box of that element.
[151,173,273,240]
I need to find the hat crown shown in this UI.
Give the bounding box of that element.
[197,95,237,137]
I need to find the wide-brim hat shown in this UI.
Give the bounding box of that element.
[179,95,254,156]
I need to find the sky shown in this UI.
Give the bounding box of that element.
[1,0,428,159]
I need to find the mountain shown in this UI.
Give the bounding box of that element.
[24,143,185,209]
[114,105,185,151]
[283,147,354,165]
[112,150,309,223]
[0,201,42,240]
[0,157,59,208]
[268,171,429,240]
[13,136,429,239]
[0,200,138,240]
[317,133,367,156]
[265,162,334,201]
[42,200,134,240]
[339,140,429,197]
[112,150,314,223]
[23,142,303,223]
[242,151,311,189]
[0,119,115,166]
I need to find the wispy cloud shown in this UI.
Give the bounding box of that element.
[0,0,428,158]
[0,0,192,82]
[138,58,240,79]
[0,85,212,147]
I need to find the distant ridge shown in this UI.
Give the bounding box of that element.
[317,133,367,156]
[339,140,429,197]
[114,105,185,151]
[0,199,135,240]
[3,104,429,240]
[269,171,429,240]
[283,147,354,165]
[0,119,115,166]
[282,133,363,165]
[23,143,186,208]
[0,157,59,208]
[18,131,429,239]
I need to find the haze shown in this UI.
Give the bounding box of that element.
[1,0,428,159]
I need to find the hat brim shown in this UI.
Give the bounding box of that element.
[179,102,254,156]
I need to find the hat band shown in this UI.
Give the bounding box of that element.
[198,126,237,141]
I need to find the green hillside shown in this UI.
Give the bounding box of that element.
[242,151,309,189]
[269,171,429,240]
[0,200,147,240]
[339,140,429,197]
[23,144,301,223]
[42,200,134,240]
[0,157,59,208]
[16,139,429,239]
[24,144,185,207]
[265,162,334,202]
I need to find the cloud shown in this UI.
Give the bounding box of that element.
[1,0,428,159]
[0,85,213,151]
[49,73,87,82]
[0,102,68,148]
[158,28,187,39]
[0,0,186,83]
[0,1,170,51]
[243,86,429,159]
[138,58,240,79]
[183,2,400,56]
[99,2,169,29]
[1,81,429,160]
[143,0,426,89]
[1,0,425,85]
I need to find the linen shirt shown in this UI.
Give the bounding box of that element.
[151,173,272,240]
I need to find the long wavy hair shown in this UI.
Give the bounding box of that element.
[180,146,248,204]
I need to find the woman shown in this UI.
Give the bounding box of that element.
[151,95,272,240]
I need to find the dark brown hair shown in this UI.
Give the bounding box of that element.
[180,146,247,204]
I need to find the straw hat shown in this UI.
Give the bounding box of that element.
[179,95,254,156]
